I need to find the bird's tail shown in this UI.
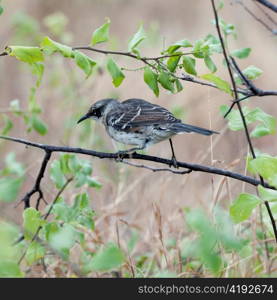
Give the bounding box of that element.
[171,123,219,136]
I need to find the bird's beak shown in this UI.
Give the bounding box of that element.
[77,113,90,124]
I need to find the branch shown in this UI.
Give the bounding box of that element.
[211,0,277,243]
[19,150,51,209]
[231,57,277,97]
[255,0,277,13]
[118,160,192,174]
[180,74,250,96]
[0,135,274,189]
[211,0,256,157]
[236,0,277,34]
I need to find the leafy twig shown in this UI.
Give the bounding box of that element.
[18,177,73,264]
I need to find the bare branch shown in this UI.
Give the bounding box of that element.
[0,135,274,189]
[236,0,277,34]
[118,159,192,174]
[18,150,51,209]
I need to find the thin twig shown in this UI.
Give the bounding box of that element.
[231,57,277,96]
[224,95,251,118]
[119,159,192,174]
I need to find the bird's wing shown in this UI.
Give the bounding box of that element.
[106,98,180,131]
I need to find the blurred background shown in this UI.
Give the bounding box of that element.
[0,0,276,276]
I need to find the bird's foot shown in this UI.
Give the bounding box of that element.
[170,156,179,169]
[116,150,127,160]
[116,150,137,160]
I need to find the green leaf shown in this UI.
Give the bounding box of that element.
[175,79,183,92]
[242,65,263,80]
[249,108,276,138]
[157,72,174,92]
[258,185,277,202]
[40,36,73,57]
[88,243,125,272]
[43,12,68,36]
[249,156,277,188]
[0,261,23,277]
[91,18,110,46]
[0,177,23,203]
[48,224,77,260]
[25,241,45,265]
[31,115,48,135]
[31,62,44,87]
[23,208,42,240]
[217,1,224,10]
[230,193,261,223]
[0,6,3,16]
[182,56,197,76]
[4,152,24,176]
[6,46,44,63]
[220,105,251,131]
[128,24,145,52]
[221,105,276,136]
[204,56,217,73]
[1,115,13,135]
[231,48,251,59]
[74,50,96,78]
[0,222,24,277]
[193,39,209,58]
[50,160,66,189]
[204,34,221,53]
[52,193,95,230]
[143,66,159,97]
[87,177,102,189]
[165,39,192,54]
[214,207,243,251]
[201,73,232,95]
[106,58,125,87]
[185,209,222,274]
[167,54,181,72]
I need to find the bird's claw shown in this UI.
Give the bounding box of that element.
[116,150,126,160]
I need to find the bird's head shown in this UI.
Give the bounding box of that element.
[77,98,118,124]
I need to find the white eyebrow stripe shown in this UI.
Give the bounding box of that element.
[122,107,141,129]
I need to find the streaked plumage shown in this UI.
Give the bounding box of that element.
[77,98,219,164]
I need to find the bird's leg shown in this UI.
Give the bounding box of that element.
[169,138,178,168]
[116,142,147,159]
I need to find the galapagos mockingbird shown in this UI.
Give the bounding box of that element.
[77,98,218,166]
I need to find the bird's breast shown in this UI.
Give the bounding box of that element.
[106,126,147,146]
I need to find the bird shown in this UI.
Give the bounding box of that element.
[77,98,219,167]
